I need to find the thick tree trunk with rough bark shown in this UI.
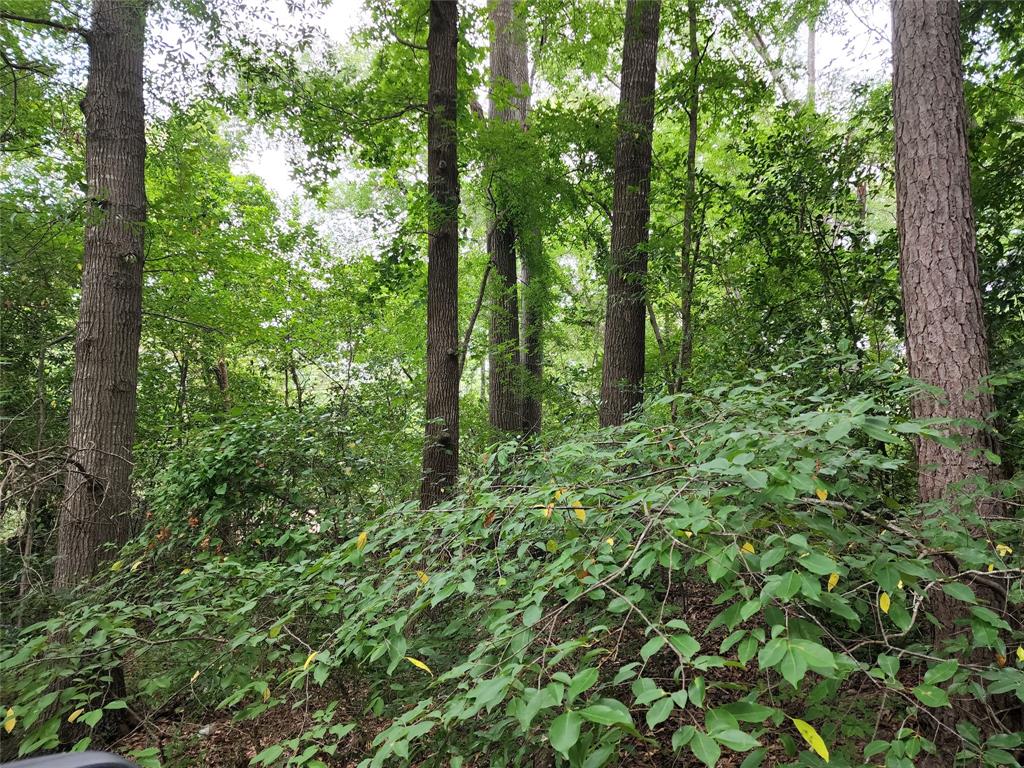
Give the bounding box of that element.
[892,0,1016,757]
[420,0,460,509]
[892,0,998,505]
[599,0,660,427]
[486,0,529,433]
[54,0,147,590]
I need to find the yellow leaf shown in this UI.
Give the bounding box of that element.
[605,537,615,547]
[262,687,271,702]
[682,530,694,539]
[544,502,553,519]
[1016,646,1024,663]
[792,718,830,763]
[303,651,318,670]
[897,579,904,590]
[988,563,995,573]
[190,670,201,683]
[815,488,828,501]
[356,531,368,551]
[130,559,144,572]
[417,570,429,584]
[996,543,1013,557]
[68,708,85,724]
[3,708,14,734]
[180,568,192,575]
[572,501,586,522]
[827,573,839,592]
[879,592,891,615]
[110,560,124,572]
[741,542,755,555]
[554,488,564,501]
[405,656,433,676]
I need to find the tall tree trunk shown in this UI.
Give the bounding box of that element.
[420,0,460,509]
[599,0,660,427]
[892,0,998,505]
[673,0,700,405]
[54,0,147,590]
[486,0,528,433]
[806,15,816,108]
[520,236,543,436]
[892,0,1015,757]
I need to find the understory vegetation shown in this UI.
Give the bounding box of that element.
[5,361,1024,766]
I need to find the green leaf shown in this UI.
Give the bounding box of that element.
[924,660,959,686]
[713,728,761,752]
[579,703,633,728]
[669,634,701,660]
[522,604,543,627]
[645,698,673,730]
[690,730,722,767]
[549,712,582,757]
[941,582,977,604]
[913,685,950,708]
[567,668,599,703]
[640,635,665,662]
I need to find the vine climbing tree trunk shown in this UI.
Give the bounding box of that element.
[55,0,148,590]
[420,0,460,509]
[599,0,660,427]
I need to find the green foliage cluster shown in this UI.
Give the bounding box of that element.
[3,361,1022,766]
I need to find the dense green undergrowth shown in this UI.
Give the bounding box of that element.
[3,365,1023,767]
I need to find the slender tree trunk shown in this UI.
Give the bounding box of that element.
[892,0,1016,757]
[54,0,147,590]
[486,0,529,433]
[420,0,460,508]
[806,15,816,108]
[599,0,660,427]
[673,0,700,406]
[520,239,543,436]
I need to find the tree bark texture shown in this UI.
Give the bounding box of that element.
[892,0,998,504]
[55,0,147,590]
[487,0,528,433]
[892,0,1016,756]
[420,0,460,509]
[599,0,660,427]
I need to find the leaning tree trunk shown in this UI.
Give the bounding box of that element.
[599,0,661,427]
[420,0,460,509]
[892,0,1015,757]
[54,0,148,590]
[486,0,529,434]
